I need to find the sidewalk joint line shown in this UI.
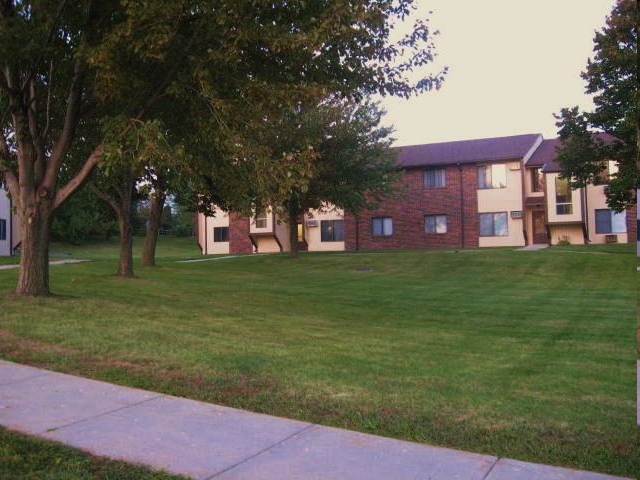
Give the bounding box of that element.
[40,394,165,435]
[480,457,501,480]
[205,424,316,480]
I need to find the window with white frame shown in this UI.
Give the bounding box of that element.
[477,164,507,189]
[555,178,573,215]
[254,210,268,228]
[424,168,445,188]
[595,209,626,234]
[372,217,393,236]
[0,219,5,241]
[479,212,508,236]
[425,215,447,234]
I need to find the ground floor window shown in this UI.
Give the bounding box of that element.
[425,215,447,234]
[321,220,345,242]
[372,217,393,236]
[479,212,508,236]
[595,209,626,234]
[213,226,229,242]
[0,219,5,241]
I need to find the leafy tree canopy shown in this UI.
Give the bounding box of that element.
[554,0,637,211]
[0,0,446,294]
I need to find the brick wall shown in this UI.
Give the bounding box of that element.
[229,214,253,253]
[345,165,479,250]
[626,199,637,244]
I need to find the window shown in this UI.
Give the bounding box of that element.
[425,215,447,234]
[596,161,610,184]
[477,164,507,189]
[213,227,229,242]
[0,219,5,241]
[555,178,573,215]
[254,210,268,228]
[479,212,508,236]
[321,220,345,242]
[531,168,543,192]
[372,217,393,236]
[595,209,626,234]
[424,168,445,188]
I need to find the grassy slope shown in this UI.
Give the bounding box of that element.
[0,238,636,477]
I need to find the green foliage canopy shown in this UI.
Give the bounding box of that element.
[554,0,637,211]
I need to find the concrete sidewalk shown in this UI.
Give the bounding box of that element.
[0,360,630,480]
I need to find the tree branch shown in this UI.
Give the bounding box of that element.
[53,144,102,209]
[42,60,54,138]
[27,77,47,183]
[43,57,83,192]
[89,181,119,215]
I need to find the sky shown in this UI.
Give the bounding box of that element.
[381,0,617,146]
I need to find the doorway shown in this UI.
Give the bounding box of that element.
[532,210,548,244]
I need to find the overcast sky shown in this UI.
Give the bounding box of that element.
[381,0,616,146]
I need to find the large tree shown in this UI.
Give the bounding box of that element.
[0,1,445,296]
[258,99,397,257]
[554,0,637,211]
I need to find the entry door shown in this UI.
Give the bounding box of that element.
[532,210,548,244]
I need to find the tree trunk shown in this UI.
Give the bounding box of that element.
[288,203,299,258]
[91,176,135,278]
[117,209,134,277]
[141,192,165,267]
[15,200,54,296]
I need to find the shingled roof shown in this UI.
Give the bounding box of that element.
[528,133,619,173]
[396,133,542,168]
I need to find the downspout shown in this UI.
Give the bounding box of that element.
[582,186,589,243]
[204,215,208,254]
[355,214,360,252]
[458,162,464,248]
[520,165,528,245]
[9,193,13,256]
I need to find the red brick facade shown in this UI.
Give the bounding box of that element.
[229,214,253,253]
[626,199,637,244]
[344,165,479,250]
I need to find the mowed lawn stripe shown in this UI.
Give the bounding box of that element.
[0,240,635,477]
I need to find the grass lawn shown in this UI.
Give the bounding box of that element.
[0,427,186,479]
[0,238,636,477]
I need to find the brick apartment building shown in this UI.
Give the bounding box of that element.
[195,133,637,255]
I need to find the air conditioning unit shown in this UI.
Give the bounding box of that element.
[306,220,318,227]
[604,234,618,244]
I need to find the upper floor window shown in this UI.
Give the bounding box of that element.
[595,209,626,234]
[372,217,393,236]
[477,164,507,189]
[424,168,445,188]
[531,168,543,192]
[254,210,268,228]
[596,161,611,184]
[555,178,573,215]
[321,220,345,242]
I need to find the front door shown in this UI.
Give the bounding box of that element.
[532,210,548,244]
[296,223,307,251]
